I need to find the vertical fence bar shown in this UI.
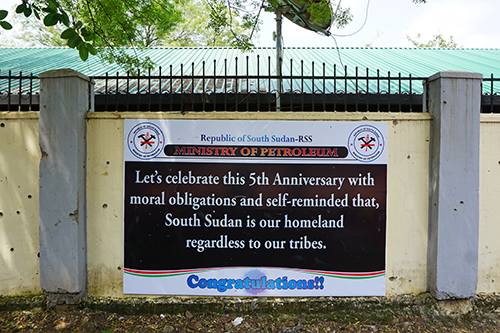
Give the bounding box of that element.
[29,73,33,110]
[191,62,195,111]
[290,59,293,112]
[18,71,22,110]
[388,71,391,112]
[136,69,141,111]
[333,64,337,111]
[344,66,348,111]
[490,73,494,113]
[213,60,217,111]
[301,60,304,111]
[126,71,130,111]
[257,55,260,111]
[409,74,413,112]
[148,68,152,111]
[398,72,402,111]
[7,71,12,111]
[170,65,173,111]
[366,68,369,111]
[115,72,119,111]
[224,59,227,111]
[311,61,315,112]
[268,56,272,111]
[355,67,359,111]
[180,64,184,112]
[246,56,249,111]
[235,57,238,111]
[137,69,141,111]
[105,73,109,111]
[377,69,380,112]
[159,67,163,112]
[8,70,11,111]
[202,61,206,111]
[322,63,326,111]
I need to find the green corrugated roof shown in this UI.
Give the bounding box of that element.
[2,47,500,76]
[1,47,500,94]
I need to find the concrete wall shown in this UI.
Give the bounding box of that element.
[478,114,500,293]
[0,112,42,296]
[1,110,499,298]
[86,112,431,297]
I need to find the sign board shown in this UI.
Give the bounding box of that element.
[123,120,387,296]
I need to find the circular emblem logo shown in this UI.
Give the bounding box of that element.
[127,122,165,160]
[348,125,385,162]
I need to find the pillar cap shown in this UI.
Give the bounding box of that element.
[429,71,483,82]
[39,68,90,82]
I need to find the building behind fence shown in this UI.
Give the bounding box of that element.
[2,47,500,113]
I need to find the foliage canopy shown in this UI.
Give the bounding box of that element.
[0,0,429,69]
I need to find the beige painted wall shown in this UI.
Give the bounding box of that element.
[478,114,500,293]
[86,112,431,297]
[4,111,497,298]
[386,118,430,296]
[0,112,42,296]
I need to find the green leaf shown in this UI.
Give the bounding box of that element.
[81,28,96,41]
[15,4,26,14]
[34,10,40,19]
[75,21,83,29]
[43,12,59,26]
[48,0,60,8]
[86,43,97,55]
[68,33,82,48]
[47,0,58,12]
[0,21,13,30]
[81,27,90,37]
[42,6,55,14]
[82,30,95,41]
[59,12,69,26]
[0,10,8,21]
[24,7,32,17]
[61,27,76,39]
[78,43,89,61]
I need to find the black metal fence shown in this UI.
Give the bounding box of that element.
[482,75,500,113]
[90,67,428,112]
[0,71,39,111]
[1,69,500,113]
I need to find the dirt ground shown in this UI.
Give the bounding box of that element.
[1,307,500,333]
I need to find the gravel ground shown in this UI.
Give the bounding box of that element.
[2,307,500,333]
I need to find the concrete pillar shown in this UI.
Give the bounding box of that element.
[427,71,482,300]
[39,69,90,306]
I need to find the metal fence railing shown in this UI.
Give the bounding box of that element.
[90,67,428,112]
[0,71,39,111]
[482,75,500,113]
[2,67,500,113]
